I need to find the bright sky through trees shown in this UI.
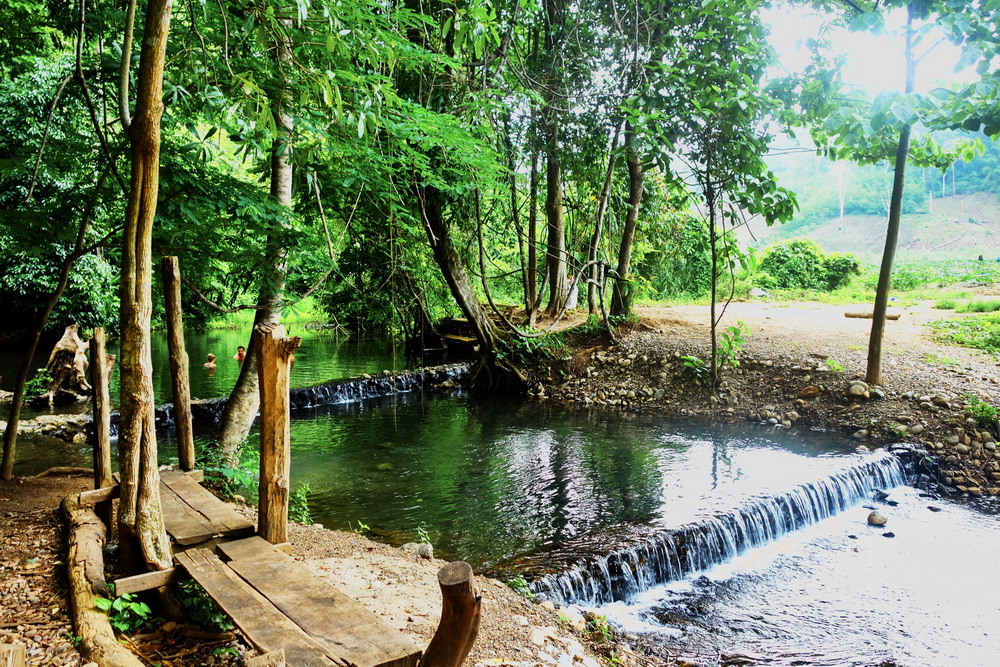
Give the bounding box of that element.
[763,6,976,95]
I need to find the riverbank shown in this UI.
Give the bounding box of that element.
[533,299,1000,497]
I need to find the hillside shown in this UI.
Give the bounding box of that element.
[741,192,1000,262]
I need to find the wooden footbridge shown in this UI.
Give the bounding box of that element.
[65,267,481,667]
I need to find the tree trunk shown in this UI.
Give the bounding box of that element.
[34,324,91,407]
[419,184,498,352]
[526,151,539,327]
[589,129,621,316]
[867,3,915,386]
[215,27,293,462]
[611,130,643,317]
[89,329,114,533]
[544,149,568,316]
[117,0,173,574]
[161,257,195,470]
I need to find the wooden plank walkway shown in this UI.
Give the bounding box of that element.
[142,472,422,667]
[159,470,254,545]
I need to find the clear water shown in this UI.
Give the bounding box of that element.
[0,328,402,418]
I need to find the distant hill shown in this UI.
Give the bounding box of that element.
[741,192,1000,262]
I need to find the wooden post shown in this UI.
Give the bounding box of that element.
[161,256,196,471]
[89,328,114,533]
[420,561,482,667]
[255,323,301,544]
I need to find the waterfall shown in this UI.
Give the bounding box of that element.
[529,451,906,606]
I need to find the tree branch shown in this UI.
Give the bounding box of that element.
[119,0,137,130]
[23,73,73,202]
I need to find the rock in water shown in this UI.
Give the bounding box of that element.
[867,511,888,526]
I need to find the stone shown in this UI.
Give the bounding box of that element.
[853,429,869,439]
[909,424,924,435]
[848,383,869,398]
[798,386,821,399]
[559,606,587,632]
[882,532,896,538]
[401,542,434,559]
[956,444,971,455]
[867,511,887,526]
[931,394,951,407]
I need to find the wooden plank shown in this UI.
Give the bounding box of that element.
[79,485,119,507]
[160,480,220,545]
[113,567,183,596]
[160,471,254,536]
[186,468,205,483]
[175,549,337,667]
[0,643,26,667]
[219,537,421,667]
[247,650,287,667]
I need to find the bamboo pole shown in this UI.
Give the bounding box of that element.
[845,312,901,320]
[89,328,114,533]
[255,323,301,544]
[420,561,482,667]
[161,256,195,470]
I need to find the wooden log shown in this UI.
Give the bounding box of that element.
[61,494,144,667]
[38,324,92,406]
[161,257,196,471]
[33,466,93,478]
[254,323,301,545]
[844,312,901,320]
[90,328,114,532]
[0,644,26,667]
[420,562,481,667]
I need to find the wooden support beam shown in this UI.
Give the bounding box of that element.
[161,257,196,471]
[112,567,183,596]
[420,562,481,667]
[89,328,114,533]
[247,649,286,667]
[254,323,301,545]
[79,485,119,507]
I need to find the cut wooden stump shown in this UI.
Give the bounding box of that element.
[61,494,144,667]
[420,561,481,667]
[844,312,901,320]
[0,643,26,667]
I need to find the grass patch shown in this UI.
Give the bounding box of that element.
[930,313,1000,356]
[934,298,958,310]
[955,298,1000,314]
[923,352,958,366]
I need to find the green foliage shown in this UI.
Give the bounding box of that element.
[680,355,710,384]
[198,446,259,502]
[350,519,371,534]
[826,359,845,372]
[505,576,535,599]
[23,367,50,402]
[930,313,1000,356]
[416,523,431,544]
[965,394,1000,433]
[94,593,155,635]
[507,333,570,366]
[717,321,749,370]
[935,298,958,309]
[179,580,234,632]
[757,239,860,292]
[956,299,1000,314]
[289,483,314,525]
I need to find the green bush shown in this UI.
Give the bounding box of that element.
[956,299,1000,314]
[757,239,860,292]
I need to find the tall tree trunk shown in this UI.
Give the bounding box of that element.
[215,26,293,461]
[527,151,539,327]
[866,3,915,386]
[418,184,498,351]
[544,149,568,315]
[588,127,621,316]
[117,0,173,574]
[611,128,643,317]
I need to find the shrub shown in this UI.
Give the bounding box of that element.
[956,299,1000,314]
[757,239,860,292]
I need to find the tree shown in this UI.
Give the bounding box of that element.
[116,0,173,573]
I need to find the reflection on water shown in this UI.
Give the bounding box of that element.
[0,329,402,419]
[267,393,861,568]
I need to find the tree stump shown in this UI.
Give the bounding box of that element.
[33,324,92,407]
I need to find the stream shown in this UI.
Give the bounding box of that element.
[3,331,998,664]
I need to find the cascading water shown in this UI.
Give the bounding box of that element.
[529,451,905,606]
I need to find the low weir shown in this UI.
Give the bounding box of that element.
[525,451,906,606]
[110,363,470,436]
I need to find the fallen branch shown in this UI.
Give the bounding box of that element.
[35,466,94,478]
[844,312,900,320]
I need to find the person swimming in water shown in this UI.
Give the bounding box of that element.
[204,353,216,368]
[233,346,246,360]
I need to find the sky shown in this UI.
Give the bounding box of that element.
[761,5,977,96]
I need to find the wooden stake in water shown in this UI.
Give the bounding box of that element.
[161,256,196,471]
